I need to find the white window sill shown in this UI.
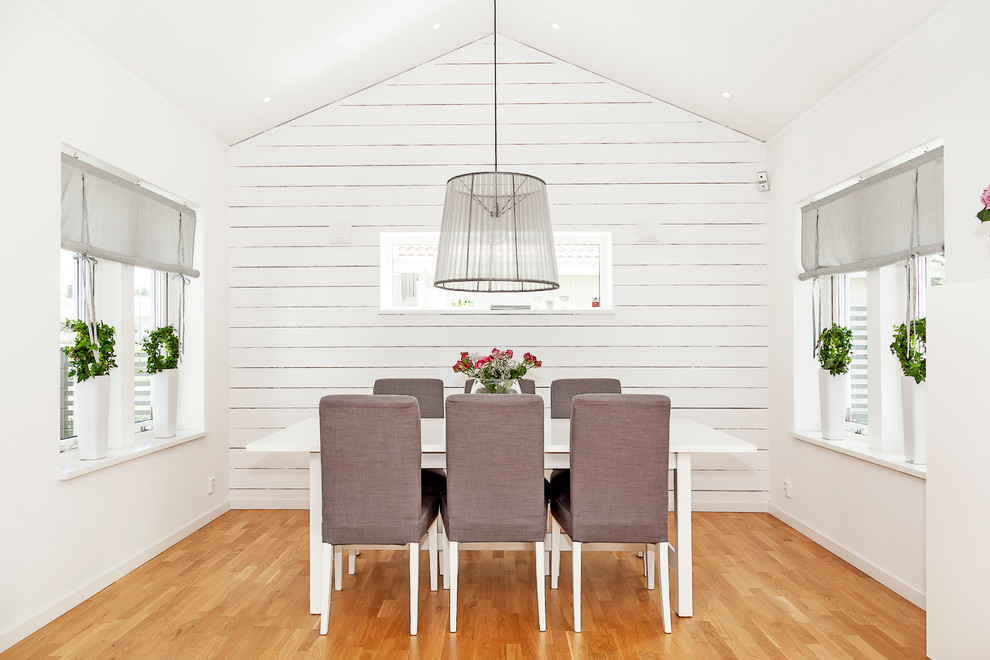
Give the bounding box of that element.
[791,431,926,479]
[379,308,614,316]
[58,429,208,480]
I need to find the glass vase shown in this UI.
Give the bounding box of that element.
[471,378,520,394]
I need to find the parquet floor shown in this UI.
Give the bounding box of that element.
[3,510,926,659]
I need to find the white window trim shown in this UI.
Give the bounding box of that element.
[379,231,613,312]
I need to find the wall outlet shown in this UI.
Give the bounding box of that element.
[783,478,792,498]
[207,475,216,494]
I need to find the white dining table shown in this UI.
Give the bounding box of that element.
[246,413,755,617]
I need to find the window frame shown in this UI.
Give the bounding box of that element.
[60,251,174,450]
[379,231,613,312]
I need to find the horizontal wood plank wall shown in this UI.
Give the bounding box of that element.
[228,36,768,510]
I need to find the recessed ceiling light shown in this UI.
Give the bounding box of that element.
[433,23,442,30]
[550,23,560,30]
[263,96,272,103]
[721,91,732,98]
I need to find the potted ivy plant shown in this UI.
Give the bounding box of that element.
[890,318,926,464]
[816,323,853,440]
[63,319,117,459]
[142,325,180,438]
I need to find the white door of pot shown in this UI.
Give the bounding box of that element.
[151,368,179,438]
[819,369,848,440]
[75,374,110,460]
[901,377,927,464]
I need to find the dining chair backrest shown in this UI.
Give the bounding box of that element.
[550,378,621,418]
[568,394,670,543]
[443,394,546,542]
[319,394,423,545]
[463,378,536,394]
[372,378,445,418]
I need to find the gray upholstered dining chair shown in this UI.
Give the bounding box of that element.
[373,378,445,418]
[463,377,536,394]
[441,394,548,632]
[318,394,445,636]
[548,393,672,634]
[549,378,621,418]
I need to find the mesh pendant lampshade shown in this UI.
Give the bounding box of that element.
[434,171,559,292]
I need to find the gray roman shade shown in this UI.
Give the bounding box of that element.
[799,147,943,281]
[61,153,199,278]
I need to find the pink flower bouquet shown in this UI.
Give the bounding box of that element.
[453,348,542,393]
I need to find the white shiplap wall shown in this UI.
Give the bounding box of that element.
[228,36,768,509]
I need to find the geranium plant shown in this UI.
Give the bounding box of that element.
[978,185,990,222]
[890,318,926,384]
[453,348,542,393]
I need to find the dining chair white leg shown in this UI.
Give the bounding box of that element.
[348,551,356,575]
[658,542,672,634]
[535,541,546,631]
[572,541,582,632]
[448,541,459,632]
[442,531,451,590]
[642,547,647,576]
[409,541,419,635]
[428,519,438,592]
[544,511,551,576]
[334,547,343,590]
[550,517,561,589]
[319,542,333,635]
[437,517,445,577]
[647,545,656,590]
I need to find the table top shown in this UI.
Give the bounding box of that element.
[245,414,756,455]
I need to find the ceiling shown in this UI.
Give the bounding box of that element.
[32,0,959,145]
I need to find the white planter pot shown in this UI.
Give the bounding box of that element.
[74,375,110,460]
[901,377,927,465]
[819,369,848,440]
[151,368,179,438]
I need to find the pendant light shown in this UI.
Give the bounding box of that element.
[433,1,559,293]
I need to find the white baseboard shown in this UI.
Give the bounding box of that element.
[768,505,926,610]
[229,496,308,510]
[0,502,230,654]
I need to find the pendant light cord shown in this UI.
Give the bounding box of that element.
[493,0,498,172]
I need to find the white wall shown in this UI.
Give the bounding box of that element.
[0,1,230,651]
[766,0,990,654]
[228,37,770,511]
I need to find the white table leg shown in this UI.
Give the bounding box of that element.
[309,453,322,615]
[672,452,692,617]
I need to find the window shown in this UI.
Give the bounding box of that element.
[59,253,176,448]
[829,254,943,439]
[380,232,612,311]
[798,143,943,453]
[59,251,80,442]
[59,149,198,456]
[134,267,168,430]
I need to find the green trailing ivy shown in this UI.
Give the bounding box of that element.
[890,317,926,384]
[62,319,117,383]
[817,323,853,376]
[141,325,180,374]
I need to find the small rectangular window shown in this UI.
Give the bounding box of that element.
[134,267,158,430]
[844,272,869,428]
[59,250,81,445]
[380,232,612,311]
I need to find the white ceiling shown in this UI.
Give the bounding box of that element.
[33,0,958,145]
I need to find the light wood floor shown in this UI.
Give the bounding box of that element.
[3,510,925,659]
